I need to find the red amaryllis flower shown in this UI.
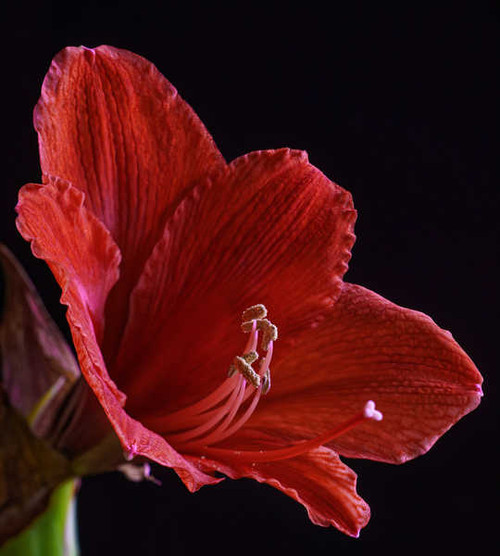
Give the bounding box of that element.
[16,46,482,537]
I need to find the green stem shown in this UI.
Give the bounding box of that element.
[0,480,79,556]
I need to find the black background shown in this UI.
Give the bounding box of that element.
[1,1,498,555]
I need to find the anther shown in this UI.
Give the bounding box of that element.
[233,356,261,388]
[242,304,267,322]
[256,319,278,351]
[242,351,258,364]
[241,320,256,333]
[242,319,278,349]
[262,369,271,395]
[228,350,258,377]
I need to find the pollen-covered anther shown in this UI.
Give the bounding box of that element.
[242,304,267,322]
[233,355,261,388]
[363,400,383,421]
[262,369,271,395]
[241,320,256,334]
[242,351,258,364]
[256,319,278,351]
[228,351,258,377]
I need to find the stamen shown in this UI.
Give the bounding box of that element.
[259,341,273,375]
[242,351,258,364]
[228,354,257,377]
[241,318,277,351]
[259,341,273,395]
[185,386,263,449]
[233,356,261,388]
[261,370,271,395]
[166,376,246,443]
[257,319,278,351]
[153,304,278,452]
[241,320,256,333]
[147,376,236,429]
[242,304,267,321]
[229,329,259,377]
[244,320,259,353]
[196,401,383,463]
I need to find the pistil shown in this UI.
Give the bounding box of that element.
[196,400,384,463]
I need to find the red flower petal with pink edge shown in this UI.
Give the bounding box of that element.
[224,283,482,464]
[35,45,226,361]
[113,148,355,418]
[35,46,224,257]
[192,444,370,537]
[16,177,219,491]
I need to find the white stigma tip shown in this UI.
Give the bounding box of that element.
[363,400,383,421]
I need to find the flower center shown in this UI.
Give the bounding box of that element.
[144,304,277,451]
[143,304,383,464]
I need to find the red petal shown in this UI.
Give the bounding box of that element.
[113,149,356,417]
[234,283,482,464]
[35,45,225,357]
[36,45,224,254]
[193,445,370,536]
[16,178,121,347]
[16,178,217,490]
